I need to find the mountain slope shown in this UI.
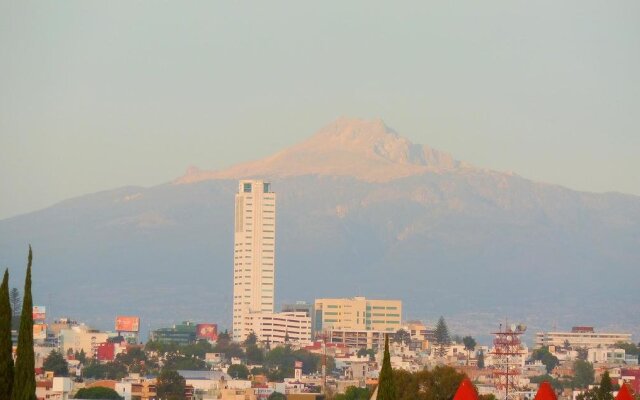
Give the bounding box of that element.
[0,118,638,338]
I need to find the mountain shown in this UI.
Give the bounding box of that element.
[0,118,638,339]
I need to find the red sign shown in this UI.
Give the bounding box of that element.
[115,316,140,332]
[33,306,46,321]
[196,323,218,341]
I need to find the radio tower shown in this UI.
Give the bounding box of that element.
[490,322,526,400]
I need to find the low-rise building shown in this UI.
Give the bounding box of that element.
[150,321,197,345]
[314,297,402,334]
[534,327,632,349]
[243,311,312,345]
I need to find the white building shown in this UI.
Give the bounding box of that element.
[535,327,632,349]
[232,180,276,342]
[243,311,312,345]
[58,325,114,357]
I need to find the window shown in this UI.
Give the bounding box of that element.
[244,183,252,193]
[263,182,271,193]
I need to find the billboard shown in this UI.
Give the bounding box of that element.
[115,316,140,332]
[33,324,47,340]
[32,306,46,321]
[196,323,218,341]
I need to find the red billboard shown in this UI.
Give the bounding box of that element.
[196,323,218,341]
[115,316,140,332]
[32,306,46,321]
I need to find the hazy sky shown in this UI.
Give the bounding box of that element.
[1,1,639,219]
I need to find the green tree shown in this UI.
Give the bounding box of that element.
[74,349,87,365]
[9,288,20,318]
[377,334,395,400]
[531,347,560,373]
[530,374,569,391]
[462,336,476,365]
[43,350,69,377]
[393,329,411,345]
[335,386,370,400]
[597,371,613,400]
[156,369,185,400]
[573,360,595,388]
[246,344,264,364]
[434,316,451,358]
[244,332,258,346]
[267,392,286,400]
[357,348,375,361]
[1,269,14,400]
[576,347,589,361]
[227,364,250,379]
[477,350,485,369]
[12,246,35,400]
[74,387,123,399]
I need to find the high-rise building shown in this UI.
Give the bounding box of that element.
[232,180,276,341]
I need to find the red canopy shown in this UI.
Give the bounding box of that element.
[615,384,634,400]
[453,377,479,400]
[534,382,558,400]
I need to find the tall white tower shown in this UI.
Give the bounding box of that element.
[232,180,276,341]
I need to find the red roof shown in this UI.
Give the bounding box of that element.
[615,384,634,400]
[453,377,478,400]
[534,382,558,400]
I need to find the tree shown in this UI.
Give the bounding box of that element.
[156,369,186,400]
[43,350,69,377]
[74,349,87,364]
[9,288,20,318]
[596,371,613,400]
[357,348,375,361]
[12,246,35,400]
[267,392,286,400]
[462,336,476,365]
[377,334,395,400]
[227,364,250,379]
[74,387,122,399]
[573,360,595,388]
[393,329,411,345]
[246,344,264,364]
[335,386,370,400]
[531,347,560,373]
[244,332,258,346]
[1,269,14,399]
[434,316,451,358]
[477,350,485,369]
[576,347,589,361]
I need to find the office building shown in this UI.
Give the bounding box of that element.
[243,312,312,345]
[232,180,276,341]
[534,327,632,349]
[314,297,402,333]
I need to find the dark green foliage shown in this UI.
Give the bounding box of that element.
[43,351,69,377]
[82,360,128,380]
[573,360,595,388]
[576,347,589,361]
[244,332,258,346]
[479,395,497,400]
[12,246,35,400]
[163,354,206,371]
[531,347,560,373]
[9,289,20,318]
[267,392,286,400]
[393,329,411,345]
[377,334,395,400]
[335,386,370,400]
[156,369,186,400]
[530,374,569,391]
[246,344,264,364]
[597,371,614,400]
[227,364,250,379]
[462,336,476,365]
[434,316,451,358]
[263,346,330,381]
[393,365,466,400]
[357,348,375,361]
[74,387,122,399]
[1,269,14,400]
[74,349,87,365]
[477,350,485,369]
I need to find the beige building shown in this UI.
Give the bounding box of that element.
[534,327,632,349]
[232,180,276,342]
[243,311,312,345]
[58,325,114,357]
[314,297,402,333]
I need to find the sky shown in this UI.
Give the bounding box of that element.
[1,1,639,220]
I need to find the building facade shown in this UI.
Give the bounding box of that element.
[534,327,632,349]
[232,180,277,341]
[314,297,402,333]
[242,311,312,345]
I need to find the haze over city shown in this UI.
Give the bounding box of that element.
[0,2,639,400]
